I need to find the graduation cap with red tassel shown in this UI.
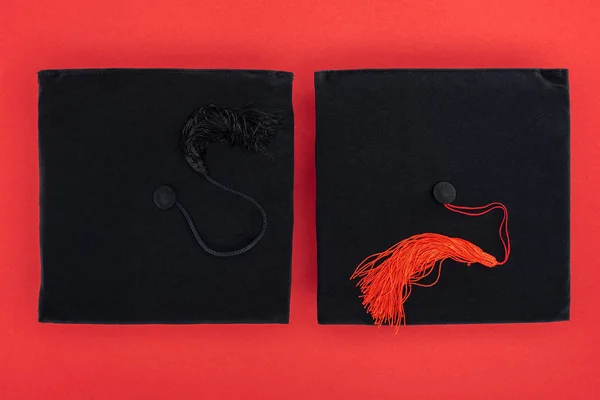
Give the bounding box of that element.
[351,182,510,330]
[316,69,569,327]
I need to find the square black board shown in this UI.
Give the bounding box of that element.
[316,69,570,325]
[39,69,294,323]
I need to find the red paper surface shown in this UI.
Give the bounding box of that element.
[1,0,599,398]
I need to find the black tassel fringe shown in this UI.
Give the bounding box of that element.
[182,105,281,174]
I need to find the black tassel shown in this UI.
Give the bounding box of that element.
[182,105,280,175]
[153,104,281,256]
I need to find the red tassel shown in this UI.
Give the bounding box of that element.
[350,202,510,330]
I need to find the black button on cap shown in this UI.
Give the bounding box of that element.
[153,185,177,210]
[433,182,456,204]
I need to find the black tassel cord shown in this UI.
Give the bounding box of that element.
[172,105,281,257]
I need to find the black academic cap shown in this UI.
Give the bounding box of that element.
[38,69,294,323]
[316,69,570,326]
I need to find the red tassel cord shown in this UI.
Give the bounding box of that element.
[350,202,510,329]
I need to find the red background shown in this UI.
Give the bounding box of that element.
[1,0,599,398]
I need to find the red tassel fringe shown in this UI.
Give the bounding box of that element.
[351,202,510,330]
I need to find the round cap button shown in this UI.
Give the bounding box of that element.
[433,182,456,204]
[153,185,177,210]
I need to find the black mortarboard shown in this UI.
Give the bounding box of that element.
[316,69,570,327]
[38,69,294,323]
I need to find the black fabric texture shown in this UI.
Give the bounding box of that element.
[38,69,294,323]
[315,69,570,325]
